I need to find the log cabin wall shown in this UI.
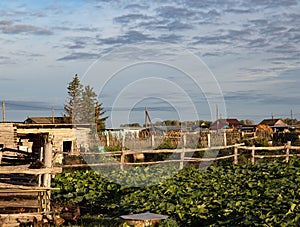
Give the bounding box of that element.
[16,125,91,155]
[0,123,17,149]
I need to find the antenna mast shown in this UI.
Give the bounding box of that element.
[145,107,155,134]
[52,106,55,124]
[2,101,5,122]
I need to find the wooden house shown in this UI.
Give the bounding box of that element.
[0,122,18,149]
[0,117,92,157]
[210,118,242,130]
[258,118,288,132]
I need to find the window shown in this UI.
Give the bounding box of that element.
[63,141,72,153]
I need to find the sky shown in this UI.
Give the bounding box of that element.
[0,0,300,126]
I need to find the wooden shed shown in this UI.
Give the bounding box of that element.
[1,117,93,166]
[0,134,62,226]
[0,123,18,149]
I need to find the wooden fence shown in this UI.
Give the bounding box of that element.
[64,141,300,169]
[0,135,62,226]
[101,130,241,149]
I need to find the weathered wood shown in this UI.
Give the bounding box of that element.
[63,163,120,168]
[241,146,285,150]
[43,137,52,187]
[114,144,245,155]
[0,185,60,191]
[80,151,122,155]
[151,134,155,148]
[223,131,227,146]
[207,133,211,148]
[0,213,44,224]
[0,123,17,149]
[290,146,300,150]
[106,133,110,147]
[179,134,186,170]
[255,155,287,159]
[0,165,62,175]
[251,145,255,164]
[234,145,238,165]
[185,154,236,162]
[120,132,125,171]
[63,143,300,169]
[0,200,39,209]
[286,141,291,163]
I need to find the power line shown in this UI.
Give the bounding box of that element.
[4,101,64,111]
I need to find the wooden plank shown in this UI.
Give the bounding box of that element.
[0,165,62,175]
[255,154,292,159]
[290,146,300,150]
[0,184,60,191]
[0,189,53,193]
[184,154,236,161]
[63,162,120,168]
[80,144,246,156]
[0,213,44,223]
[234,145,238,165]
[0,192,37,196]
[239,146,285,151]
[0,200,39,208]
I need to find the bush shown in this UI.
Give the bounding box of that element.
[243,137,270,147]
[158,217,179,227]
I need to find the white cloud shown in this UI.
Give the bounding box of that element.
[0,0,300,122]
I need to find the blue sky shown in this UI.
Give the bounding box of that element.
[0,0,300,126]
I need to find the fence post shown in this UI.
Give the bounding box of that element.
[151,134,155,148]
[251,145,255,164]
[234,144,238,165]
[223,131,227,146]
[179,134,186,170]
[286,141,291,163]
[106,133,110,147]
[43,135,53,213]
[120,130,125,170]
[207,133,211,148]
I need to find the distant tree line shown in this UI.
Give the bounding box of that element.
[283,118,300,125]
[120,123,141,128]
[119,120,213,128]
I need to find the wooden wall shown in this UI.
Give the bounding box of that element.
[17,127,91,154]
[0,123,17,149]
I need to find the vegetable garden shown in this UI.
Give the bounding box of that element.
[52,157,300,226]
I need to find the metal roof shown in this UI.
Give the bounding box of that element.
[120,212,169,221]
[259,118,287,126]
[24,117,70,124]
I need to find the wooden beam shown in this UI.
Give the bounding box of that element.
[0,165,62,175]
[0,200,39,208]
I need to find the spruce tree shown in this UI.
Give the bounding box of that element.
[95,100,108,131]
[80,86,108,130]
[80,85,97,124]
[64,74,108,130]
[64,74,83,123]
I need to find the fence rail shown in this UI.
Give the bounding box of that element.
[63,141,300,169]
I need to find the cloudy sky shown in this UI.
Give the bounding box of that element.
[0,0,300,126]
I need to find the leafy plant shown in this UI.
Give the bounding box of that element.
[52,158,300,226]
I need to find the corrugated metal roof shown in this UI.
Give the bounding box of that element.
[259,119,287,126]
[120,212,169,220]
[24,117,71,124]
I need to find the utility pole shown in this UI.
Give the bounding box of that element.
[2,101,5,122]
[145,107,155,134]
[52,106,55,124]
[216,103,219,130]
